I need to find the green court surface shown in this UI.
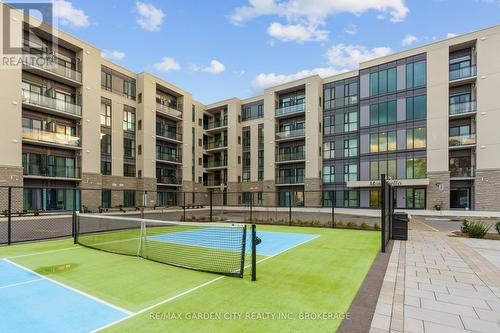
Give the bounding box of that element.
[0,225,380,333]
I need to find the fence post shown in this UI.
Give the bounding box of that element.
[288,198,292,226]
[7,187,12,245]
[381,174,386,253]
[72,188,77,240]
[251,224,257,282]
[209,191,213,222]
[183,192,186,222]
[249,192,253,222]
[331,191,335,228]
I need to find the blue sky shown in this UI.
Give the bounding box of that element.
[43,0,499,103]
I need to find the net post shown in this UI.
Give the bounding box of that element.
[74,212,79,245]
[381,174,386,253]
[331,191,335,228]
[251,224,257,282]
[209,191,213,222]
[7,186,12,245]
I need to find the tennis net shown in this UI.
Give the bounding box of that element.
[75,213,250,278]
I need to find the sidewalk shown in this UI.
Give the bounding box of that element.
[370,220,500,333]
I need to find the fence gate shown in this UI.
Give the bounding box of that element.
[381,174,394,252]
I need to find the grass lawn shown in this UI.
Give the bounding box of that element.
[0,225,380,332]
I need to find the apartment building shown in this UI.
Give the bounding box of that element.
[0,4,499,211]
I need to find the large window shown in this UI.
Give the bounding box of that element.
[123,190,135,207]
[406,188,426,209]
[344,190,358,208]
[242,128,251,148]
[101,71,112,91]
[123,80,136,100]
[370,67,397,97]
[323,115,335,135]
[258,125,264,148]
[344,164,358,182]
[123,164,136,177]
[406,60,426,89]
[100,133,111,155]
[124,138,136,158]
[323,86,335,109]
[344,82,358,105]
[102,190,111,208]
[323,191,335,207]
[406,95,427,120]
[323,141,335,159]
[101,160,111,175]
[242,170,250,182]
[370,131,397,153]
[323,165,335,184]
[242,152,251,167]
[344,112,358,132]
[369,101,397,126]
[406,128,426,149]
[100,102,111,127]
[344,139,358,157]
[123,110,136,132]
[370,190,380,208]
[370,160,397,180]
[406,158,426,179]
[242,103,263,121]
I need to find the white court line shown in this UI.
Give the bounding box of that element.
[0,278,43,290]
[2,259,132,315]
[91,234,321,332]
[5,246,79,259]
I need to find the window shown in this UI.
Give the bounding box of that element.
[370,190,380,208]
[323,86,335,109]
[257,192,263,206]
[344,82,358,105]
[124,138,136,158]
[323,141,335,159]
[369,101,397,126]
[100,102,111,127]
[258,125,264,147]
[406,60,426,89]
[323,191,335,207]
[123,80,136,100]
[242,128,251,148]
[101,161,111,175]
[370,160,397,180]
[242,170,250,182]
[406,95,427,120]
[101,71,112,91]
[344,139,358,157]
[242,103,264,121]
[370,68,397,96]
[344,164,358,182]
[102,190,111,208]
[406,128,426,149]
[370,131,397,153]
[123,164,136,177]
[192,105,195,122]
[123,190,135,207]
[242,152,251,167]
[406,188,426,209]
[323,165,335,183]
[123,110,136,132]
[100,133,111,155]
[344,112,358,132]
[406,157,426,179]
[258,170,264,181]
[344,191,358,207]
[323,115,334,135]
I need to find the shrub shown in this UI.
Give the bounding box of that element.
[360,222,370,229]
[466,222,491,239]
[346,222,357,229]
[495,221,500,234]
[335,221,345,227]
[374,223,381,231]
[460,219,470,233]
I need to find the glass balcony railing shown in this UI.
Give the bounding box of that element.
[156,103,183,118]
[204,118,228,130]
[449,65,477,81]
[157,175,182,185]
[449,133,476,147]
[22,127,80,147]
[449,101,476,116]
[22,89,81,116]
[23,53,82,82]
[275,128,305,140]
[156,128,182,141]
[156,152,181,163]
[204,160,228,168]
[275,102,305,117]
[204,141,228,150]
[23,164,81,179]
[276,151,305,162]
[203,179,227,187]
[276,175,305,185]
[450,167,476,178]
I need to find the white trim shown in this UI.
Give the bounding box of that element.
[0,278,43,289]
[2,259,132,315]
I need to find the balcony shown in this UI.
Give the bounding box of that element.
[449,65,476,82]
[450,167,476,179]
[204,118,228,131]
[203,179,227,187]
[22,50,82,85]
[156,128,182,142]
[22,128,80,148]
[449,101,476,117]
[22,89,81,118]
[275,102,305,117]
[276,175,305,185]
[157,175,182,186]
[204,160,228,169]
[275,128,305,141]
[449,134,476,148]
[276,151,305,163]
[23,164,81,180]
[156,152,182,164]
[204,140,228,151]
[156,103,183,120]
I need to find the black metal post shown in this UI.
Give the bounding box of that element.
[209,191,213,222]
[331,191,335,228]
[381,174,386,253]
[288,198,292,226]
[249,192,253,222]
[7,187,12,245]
[72,188,77,241]
[183,192,186,222]
[251,224,257,281]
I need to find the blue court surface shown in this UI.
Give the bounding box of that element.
[0,259,128,333]
[149,228,319,256]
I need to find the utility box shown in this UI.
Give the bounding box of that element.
[392,213,409,240]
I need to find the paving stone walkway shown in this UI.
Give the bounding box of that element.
[369,222,500,333]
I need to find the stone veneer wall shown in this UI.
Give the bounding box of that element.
[262,180,276,206]
[304,178,322,207]
[426,171,450,210]
[475,169,500,211]
[0,166,24,212]
[80,172,103,211]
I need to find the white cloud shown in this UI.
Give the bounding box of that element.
[136,2,165,31]
[267,22,328,42]
[446,32,458,38]
[53,0,90,28]
[344,24,358,35]
[193,60,225,74]
[230,0,409,26]
[401,34,418,46]
[102,50,125,61]
[326,44,392,69]
[154,57,181,72]
[252,67,343,91]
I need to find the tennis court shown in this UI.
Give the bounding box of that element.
[0,214,380,333]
